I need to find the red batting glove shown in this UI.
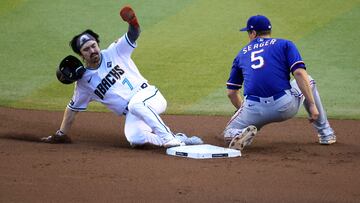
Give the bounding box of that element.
[120,5,139,28]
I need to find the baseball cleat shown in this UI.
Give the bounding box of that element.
[41,134,72,144]
[318,134,336,145]
[175,133,204,145]
[228,125,257,150]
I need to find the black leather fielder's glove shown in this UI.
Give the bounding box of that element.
[41,130,72,144]
[56,55,86,84]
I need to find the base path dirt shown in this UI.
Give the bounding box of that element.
[0,107,359,202]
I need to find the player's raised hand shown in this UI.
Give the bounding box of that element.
[120,5,140,42]
[120,5,138,25]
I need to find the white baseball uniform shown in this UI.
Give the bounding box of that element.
[67,33,174,146]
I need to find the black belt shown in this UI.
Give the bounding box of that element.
[246,90,286,102]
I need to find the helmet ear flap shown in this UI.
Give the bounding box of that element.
[56,55,85,84]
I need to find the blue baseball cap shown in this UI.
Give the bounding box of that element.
[240,15,272,32]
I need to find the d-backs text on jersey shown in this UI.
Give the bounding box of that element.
[94,65,124,99]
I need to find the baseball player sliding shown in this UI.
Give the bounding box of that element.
[224,15,336,150]
[42,5,203,148]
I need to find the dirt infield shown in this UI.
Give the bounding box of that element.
[0,107,359,202]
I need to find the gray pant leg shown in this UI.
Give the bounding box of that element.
[224,92,298,141]
[223,99,262,141]
[290,76,334,136]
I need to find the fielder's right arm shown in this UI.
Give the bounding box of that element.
[293,68,319,122]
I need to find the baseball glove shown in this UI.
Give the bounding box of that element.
[41,130,72,144]
[120,5,139,27]
[56,55,86,84]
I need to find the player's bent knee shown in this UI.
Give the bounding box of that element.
[127,102,145,115]
[124,125,147,145]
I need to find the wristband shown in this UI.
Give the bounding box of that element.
[56,130,65,136]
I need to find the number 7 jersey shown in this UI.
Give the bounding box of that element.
[68,33,148,116]
[227,37,306,97]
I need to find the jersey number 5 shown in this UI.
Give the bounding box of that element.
[251,49,264,69]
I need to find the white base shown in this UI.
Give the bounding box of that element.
[166,144,241,159]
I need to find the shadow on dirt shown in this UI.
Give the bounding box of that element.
[0,133,42,142]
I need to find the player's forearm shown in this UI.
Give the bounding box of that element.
[120,5,140,43]
[293,69,315,105]
[128,24,140,43]
[227,89,243,109]
[59,107,78,134]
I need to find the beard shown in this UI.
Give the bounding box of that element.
[90,53,100,64]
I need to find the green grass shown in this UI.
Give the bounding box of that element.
[296,5,360,119]
[0,0,359,118]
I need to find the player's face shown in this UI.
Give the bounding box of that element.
[80,40,101,65]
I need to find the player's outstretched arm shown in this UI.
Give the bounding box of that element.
[41,108,78,144]
[59,108,78,134]
[293,68,319,122]
[120,5,140,43]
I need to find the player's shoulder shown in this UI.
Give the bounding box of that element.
[266,37,287,45]
[268,38,299,51]
[99,49,115,64]
[275,38,296,45]
[101,45,112,55]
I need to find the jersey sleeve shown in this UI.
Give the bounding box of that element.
[286,40,306,73]
[67,83,91,112]
[226,58,243,90]
[107,33,137,59]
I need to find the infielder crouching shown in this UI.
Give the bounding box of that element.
[42,5,203,148]
[224,15,336,151]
